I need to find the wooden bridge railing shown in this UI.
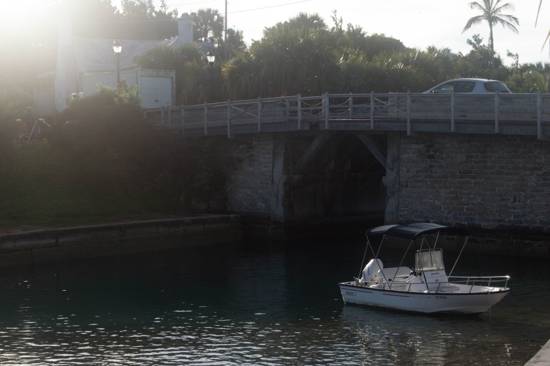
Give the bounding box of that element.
[144,93,550,139]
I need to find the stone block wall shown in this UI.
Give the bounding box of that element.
[226,135,277,218]
[397,134,550,230]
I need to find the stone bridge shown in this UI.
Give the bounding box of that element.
[146,93,550,232]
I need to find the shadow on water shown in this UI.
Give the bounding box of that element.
[0,236,547,365]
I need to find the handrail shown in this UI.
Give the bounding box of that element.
[448,275,511,280]
[369,274,510,294]
[146,92,549,140]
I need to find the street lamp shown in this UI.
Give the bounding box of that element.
[204,52,217,103]
[206,52,216,65]
[112,40,122,89]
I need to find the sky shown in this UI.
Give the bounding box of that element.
[164,0,550,65]
[0,0,548,65]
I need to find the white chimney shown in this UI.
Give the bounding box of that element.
[177,14,194,46]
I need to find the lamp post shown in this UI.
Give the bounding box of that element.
[205,52,216,102]
[112,40,122,89]
[206,52,216,65]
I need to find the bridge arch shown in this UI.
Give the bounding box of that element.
[285,133,387,222]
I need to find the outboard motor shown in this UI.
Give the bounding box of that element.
[360,259,384,284]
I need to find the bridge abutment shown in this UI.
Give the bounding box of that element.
[396,133,550,231]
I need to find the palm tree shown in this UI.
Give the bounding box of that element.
[535,0,550,49]
[537,0,543,26]
[463,0,519,53]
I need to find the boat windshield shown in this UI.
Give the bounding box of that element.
[415,249,445,272]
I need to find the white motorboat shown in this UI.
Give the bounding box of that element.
[339,223,510,314]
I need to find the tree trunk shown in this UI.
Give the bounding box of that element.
[489,22,495,53]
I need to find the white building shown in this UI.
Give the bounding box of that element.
[34,15,193,115]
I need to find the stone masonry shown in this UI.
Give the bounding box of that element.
[397,134,550,230]
[226,135,281,219]
[225,132,550,231]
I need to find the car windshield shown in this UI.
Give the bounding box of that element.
[484,81,510,93]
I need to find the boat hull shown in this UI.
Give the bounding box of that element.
[339,282,509,314]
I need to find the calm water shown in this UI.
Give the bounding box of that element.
[0,236,549,365]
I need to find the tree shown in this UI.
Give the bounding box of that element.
[245,13,341,96]
[463,0,519,53]
[537,0,544,25]
[69,0,117,19]
[457,35,507,80]
[505,63,549,92]
[189,9,245,62]
[191,9,224,43]
[535,0,550,50]
[119,0,177,19]
[221,28,247,60]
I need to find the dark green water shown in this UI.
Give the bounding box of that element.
[0,237,548,365]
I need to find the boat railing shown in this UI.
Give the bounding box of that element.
[361,274,510,294]
[447,275,511,293]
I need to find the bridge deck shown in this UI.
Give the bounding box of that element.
[144,93,550,139]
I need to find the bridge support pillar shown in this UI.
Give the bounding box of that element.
[383,134,401,224]
[226,135,291,223]
[270,136,288,222]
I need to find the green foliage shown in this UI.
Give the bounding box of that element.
[506,63,550,92]
[189,9,246,62]
[246,13,340,96]
[0,89,234,228]
[192,9,224,43]
[223,29,247,60]
[218,13,525,97]
[128,10,550,100]
[120,0,177,19]
[0,92,32,175]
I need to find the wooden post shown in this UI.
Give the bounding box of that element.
[323,93,330,129]
[284,98,290,129]
[203,104,208,136]
[494,93,500,134]
[297,94,302,130]
[180,107,185,136]
[537,93,543,140]
[227,100,232,138]
[450,91,455,133]
[370,91,375,130]
[406,92,411,136]
[257,98,262,133]
[348,93,353,119]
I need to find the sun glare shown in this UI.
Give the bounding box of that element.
[0,0,55,34]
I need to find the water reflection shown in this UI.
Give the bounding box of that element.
[0,238,546,365]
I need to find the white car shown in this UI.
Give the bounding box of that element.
[424,78,512,94]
